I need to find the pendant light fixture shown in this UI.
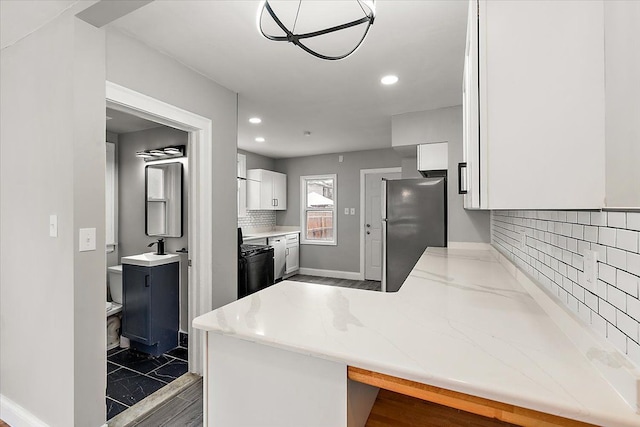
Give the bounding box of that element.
[257,0,376,61]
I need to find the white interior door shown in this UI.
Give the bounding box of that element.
[365,172,400,280]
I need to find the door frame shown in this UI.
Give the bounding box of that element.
[359,167,402,280]
[106,81,212,375]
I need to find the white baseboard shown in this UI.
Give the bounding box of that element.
[297,268,362,281]
[1,394,49,427]
[447,241,492,250]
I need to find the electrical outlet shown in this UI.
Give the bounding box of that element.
[350,208,355,215]
[583,250,598,292]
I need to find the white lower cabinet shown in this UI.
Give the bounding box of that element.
[285,233,299,277]
[268,236,287,281]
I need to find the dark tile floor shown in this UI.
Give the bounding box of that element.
[106,345,188,420]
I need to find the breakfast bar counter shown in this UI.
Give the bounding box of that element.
[193,247,640,427]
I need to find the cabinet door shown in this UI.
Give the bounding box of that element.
[285,244,299,274]
[480,0,604,209]
[260,171,275,210]
[462,0,481,209]
[122,265,152,344]
[246,169,263,210]
[273,172,287,210]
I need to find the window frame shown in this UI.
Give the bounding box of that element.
[300,174,337,246]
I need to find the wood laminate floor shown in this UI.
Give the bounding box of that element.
[287,274,381,291]
[131,378,203,427]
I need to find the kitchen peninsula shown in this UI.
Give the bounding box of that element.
[193,247,640,427]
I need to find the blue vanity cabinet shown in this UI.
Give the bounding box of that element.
[122,262,179,356]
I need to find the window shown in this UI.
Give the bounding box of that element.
[300,174,337,245]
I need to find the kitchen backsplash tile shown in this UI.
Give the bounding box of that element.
[238,210,276,229]
[492,210,640,368]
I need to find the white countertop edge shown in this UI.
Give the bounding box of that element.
[193,318,636,427]
[491,245,640,413]
[242,227,301,240]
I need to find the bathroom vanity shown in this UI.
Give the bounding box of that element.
[121,253,180,356]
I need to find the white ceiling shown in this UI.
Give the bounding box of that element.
[108,0,467,159]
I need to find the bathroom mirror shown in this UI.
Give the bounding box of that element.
[146,162,183,237]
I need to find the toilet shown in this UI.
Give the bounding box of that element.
[107,265,123,350]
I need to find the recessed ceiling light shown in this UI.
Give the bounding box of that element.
[381,75,399,85]
[249,117,262,124]
[255,137,265,143]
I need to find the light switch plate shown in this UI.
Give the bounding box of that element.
[49,214,58,237]
[583,250,598,292]
[350,208,355,215]
[79,228,96,252]
[344,208,349,215]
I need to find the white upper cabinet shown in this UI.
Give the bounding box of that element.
[417,142,448,172]
[462,0,605,210]
[247,169,287,211]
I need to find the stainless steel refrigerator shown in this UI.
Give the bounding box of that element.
[382,177,447,292]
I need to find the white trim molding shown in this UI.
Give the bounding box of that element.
[359,167,402,281]
[298,268,362,281]
[106,81,212,375]
[1,394,49,427]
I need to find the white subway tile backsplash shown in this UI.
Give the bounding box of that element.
[238,210,276,230]
[584,226,598,243]
[607,247,627,270]
[571,224,584,239]
[608,285,627,311]
[628,339,640,367]
[492,210,640,368]
[578,211,591,225]
[608,323,628,354]
[627,251,640,277]
[599,299,617,323]
[599,227,616,247]
[608,211,627,229]
[598,263,616,285]
[616,311,639,343]
[616,229,639,253]
[628,296,640,322]
[591,211,607,226]
[618,271,640,298]
[627,212,640,231]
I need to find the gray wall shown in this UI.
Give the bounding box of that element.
[118,126,189,258]
[239,148,276,171]
[395,106,490,244]
[275,148,401,272]
[106,28,238,316]
[1,12,106,427]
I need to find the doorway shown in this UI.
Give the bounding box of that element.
[359,168,401,281]
[105,82,213,421]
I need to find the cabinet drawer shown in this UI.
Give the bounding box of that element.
[286,233,299,245]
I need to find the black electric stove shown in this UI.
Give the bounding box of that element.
[238,228,274,298]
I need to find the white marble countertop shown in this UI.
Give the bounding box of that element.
[242,226,300,241]
[193,247,640,426]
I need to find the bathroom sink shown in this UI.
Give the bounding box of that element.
[121,252,180,267]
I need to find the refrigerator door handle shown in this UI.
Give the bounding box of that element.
[381,179,388,292]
